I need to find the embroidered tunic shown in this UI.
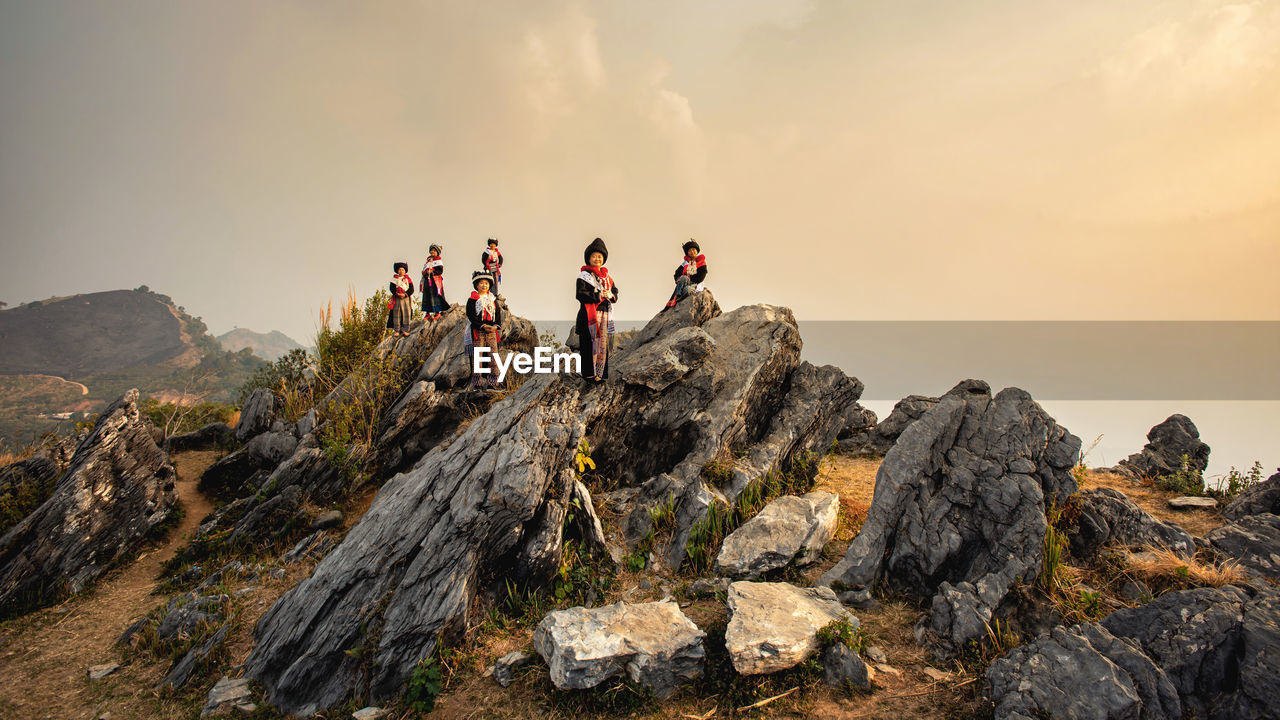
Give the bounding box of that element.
[482,248,503,290]
[575,267,619,379]
[386,274,415,331]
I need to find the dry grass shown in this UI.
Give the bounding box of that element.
[1080,469,1226,536]
[1123,547,1248,589]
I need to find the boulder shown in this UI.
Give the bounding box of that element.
[986,622,1181,720]
[198,430,298,500]
[1117,414,1210,482]
[1068,487,1196,560]
[838,394,938,456]
[373,381,489,476]
[489,650,536,688]
[1223,470,1280,520]
[616,325,716,392]
[1204,513,1280,580]
[714,491,839,578]
[533,601,705,699]
[724,581,855,675]
[165,422,236,452]
[235,387,277,443]
[822,643,871,689]
[0,389,177,615]
[820,379,1080,657]
[242,297,866,713]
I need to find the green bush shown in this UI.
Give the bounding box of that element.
[1156,454,1204,495]
[140,397,236,437]
[237,347,312,407]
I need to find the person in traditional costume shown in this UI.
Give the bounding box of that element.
[465,271,503,387]
[421,244,447,320]
[576,237,618,382]
[481,238,503,294]
[387,262,415,337]
[664,239,707,309]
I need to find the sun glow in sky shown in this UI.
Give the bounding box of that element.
[2,0,1278,342]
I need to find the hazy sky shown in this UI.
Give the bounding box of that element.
[2,0,1278,343]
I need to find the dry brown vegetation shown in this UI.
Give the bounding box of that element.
[1079,469,1226,536]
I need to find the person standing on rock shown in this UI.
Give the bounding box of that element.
[387,262,415,337]
[481,238,503,295]
[576,237,618,382]
[664,239,707,310]
[466,271,502,387]
[421,244,447,320]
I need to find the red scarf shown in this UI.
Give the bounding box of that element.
[681,254,707,273]
[580,265,613,328]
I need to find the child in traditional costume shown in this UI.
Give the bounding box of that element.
[576,237,618,382]
[387,262,415,337]
[665,239,707,309]
[466,271,503,387]
[481,238,503,294]
[421,244,447,319]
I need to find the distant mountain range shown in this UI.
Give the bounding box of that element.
[216,328,306,362]
[0,287,264,448]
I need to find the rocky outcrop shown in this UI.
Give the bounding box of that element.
[1117,414,1210,482]
[986,622,1181,720]
[235,387,277,443]
[714,491,838,578]
[1204,513,1280,580]
[410,301,538,390]
[0,389,177,615]
[988,586,1280,720]
[820,379,1081,657]
[0,452,64,536]
[822,643,871,689]
[199,430,298,500]
[241,293,866,713]
[1068,487,1196,560]
[725,581,854,675]
[838,394,937,456]
[533,601,706,699]
[373,382,489,476]
[1223,470,1280,520]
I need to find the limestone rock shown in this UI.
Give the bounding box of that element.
[199,430,298,500]
[1204,513,1280,580]
[164,422,236,452]
[235,387,277,443]
[714,491,839,578]
[88,663,120,681]
[1167,495,1216,509]
[0,389,177,615]
[1118,414,1210,482]
[616,325,716,392]
[725,581,855,675]
[820,379,1080,657]
[838,394,937,456]
[1068,487,1196,560]
[1223,470,1280,520]
[986,622,1181,720]
[533,601,705,699]
[822,643,871,689]
[201,677,255,717]
[490,650,535,688]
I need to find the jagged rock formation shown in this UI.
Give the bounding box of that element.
[1067,487,1196,560]
[838,394,937,456]
[235,387,277,443]
[164,421,236,452]
[987,585,1280,720]
[240,292,867,713]
[1204,513,1280,580]
[820,379,1081,657]
[199,430,298,500]
[1223,469,1280,520]
[1117,414,1210,482]
[725,581,854,675]
[714,491,838,578]
[533,601,706,699]
[0,389,177,614]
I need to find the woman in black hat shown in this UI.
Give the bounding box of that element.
[576,237,618,382]
[664,239,707,309]
[466,270,502,387]
[387,262,415,337]
[421,244,447,320]
[481,238,503,294]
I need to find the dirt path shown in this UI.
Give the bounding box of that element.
[0,450,219,720]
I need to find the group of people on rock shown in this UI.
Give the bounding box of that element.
[386,237,708,386]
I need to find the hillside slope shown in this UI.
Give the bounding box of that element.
[216,328,305,361]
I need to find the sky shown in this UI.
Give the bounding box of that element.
[1,0,1278,344]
